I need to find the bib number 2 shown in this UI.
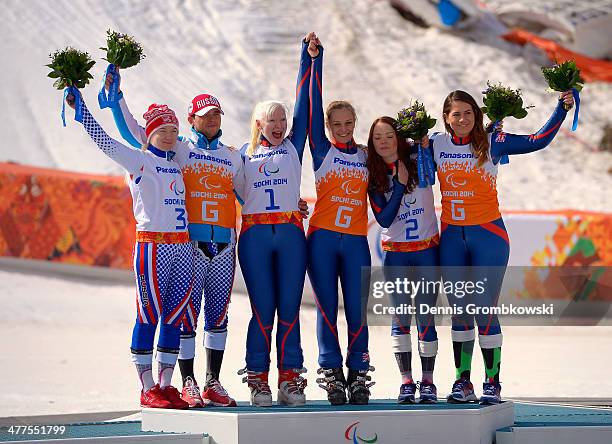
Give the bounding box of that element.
[405,218,419,240]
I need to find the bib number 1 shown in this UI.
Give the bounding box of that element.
[265,188,280,211]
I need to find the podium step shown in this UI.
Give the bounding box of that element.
[497,402,612,444]
[142,399,514,444]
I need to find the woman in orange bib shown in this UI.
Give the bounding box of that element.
[306,33,373,405]
[430,89,574,405]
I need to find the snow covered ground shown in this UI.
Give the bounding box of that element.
[1,267,611,417]
[1,0,611,211]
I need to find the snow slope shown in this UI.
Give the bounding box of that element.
[1,0,611,210]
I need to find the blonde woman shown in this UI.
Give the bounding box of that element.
[304,33,374,405]
[236,37,314,407]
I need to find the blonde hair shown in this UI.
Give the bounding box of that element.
[247,100,289,156]
[325,101,357,127]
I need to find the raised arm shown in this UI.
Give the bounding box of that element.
[307,36,331,170]
[101,67,146,148]
[112,94,147,148]
[491,93,573,163]
[288,38,313,162]
[67,92,144,174]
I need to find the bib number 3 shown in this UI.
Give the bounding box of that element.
[175,208,187,230]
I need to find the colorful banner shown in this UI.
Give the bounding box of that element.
[0,162,135,269]
[1,163,610,288]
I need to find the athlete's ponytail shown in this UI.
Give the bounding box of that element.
[442,90,489,166]
[247,100,289,156]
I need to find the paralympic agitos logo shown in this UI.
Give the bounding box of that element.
[258,160,280,177]
[445,172,467,188]
[170,180,185,196]
[199,175,221,190]
[403,194,417,207]
[345,422,377,444]
[341,179,361,195]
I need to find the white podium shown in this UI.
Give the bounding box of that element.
[142,400,514,444]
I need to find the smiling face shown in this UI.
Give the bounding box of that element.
[327,107,356,145]
[257,106,287,146]
[189,108,222,139]
[444,100,475,137]
[372,121,398,163]
[149,126,178,151]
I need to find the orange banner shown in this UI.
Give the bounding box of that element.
[0,162,135,269]
[503,29,612,83]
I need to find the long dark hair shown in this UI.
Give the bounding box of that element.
[443,90,489,166]
[367,116,418,194]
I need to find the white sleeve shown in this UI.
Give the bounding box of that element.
[172,138,192,168]
[81,102,144,174]
[117,96,147,145]
[232,152,246,203]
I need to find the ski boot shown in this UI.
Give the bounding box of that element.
[238,367,273,407]
[347,366,375,405]
[278,368,307,406]
[316,367,347,406]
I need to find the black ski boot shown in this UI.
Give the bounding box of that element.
[316,367,347,405]
[347,366,375,405]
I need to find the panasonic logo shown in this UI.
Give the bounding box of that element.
[439,152,475,159]
[333,157,366,168]
[188,152,232,166]
[156,166,181,174]
[252,149,288,159]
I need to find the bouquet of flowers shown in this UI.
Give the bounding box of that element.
[100,29,145,69]
[98,30,145,108]
[481,81,532,122]
[396,101,437,140]
[542,60,584,93]
[396,101,437,188]
[542,60,583,130]
[46,47,95,90]
[47,47,95,125]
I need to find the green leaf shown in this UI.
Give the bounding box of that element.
[46,46,95,91]
[541,60,584,92]
[513,108,528,119]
